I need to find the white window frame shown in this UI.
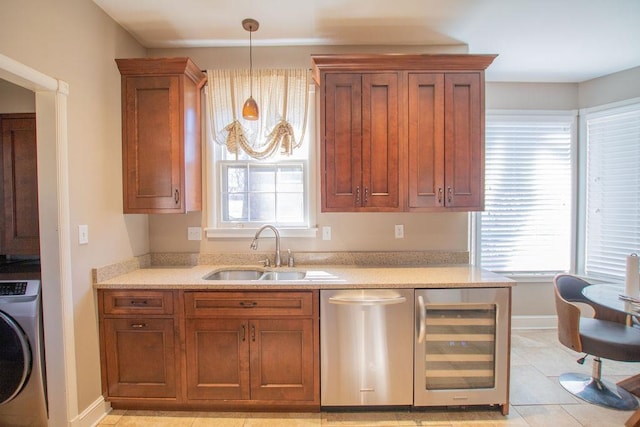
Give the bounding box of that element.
[204,87,318,239]
[576,97,640,281]
[471,110,578,280]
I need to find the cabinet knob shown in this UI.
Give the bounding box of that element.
[174,189,180,204]
[364,187,369,205]
[438,188,443,205]
[447,187,453,204]
[355,186,360,204]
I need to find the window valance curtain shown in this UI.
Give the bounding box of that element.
[206,68,309,159]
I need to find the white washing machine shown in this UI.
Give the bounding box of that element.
[0,280,48,427]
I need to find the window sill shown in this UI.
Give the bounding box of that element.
[205,227,318,239]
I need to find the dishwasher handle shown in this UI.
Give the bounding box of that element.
[417,295,426,343]
[328,294,407,306]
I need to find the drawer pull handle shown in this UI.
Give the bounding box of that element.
[130,323,146,329]
[251,324,256,342]
[130,300,148,306]
[239,301,258,308]
[241,324,246,341]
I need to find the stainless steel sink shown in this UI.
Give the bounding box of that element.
[203,268,306,281]
[203,269,263,280]
[259,271,306,281]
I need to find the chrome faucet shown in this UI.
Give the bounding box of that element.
[250,225,281,267]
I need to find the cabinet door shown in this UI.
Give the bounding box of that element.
[122,75,183,212]
[185,318,250,400]
[407,73,445,209]
[102,317,178,398]
[250,318,315,401]
[323,73,362,210]
[1,114,39,254]
[362,73,400,209]
[444,73,483,209]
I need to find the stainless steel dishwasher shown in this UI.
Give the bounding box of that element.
[320,289,414,406]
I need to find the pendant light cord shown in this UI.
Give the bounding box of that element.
[249,28,253,96]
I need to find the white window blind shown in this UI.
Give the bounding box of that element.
[478,114,574,274]
[584,102,640,281]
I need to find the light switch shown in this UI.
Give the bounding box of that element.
[78,225,89,245]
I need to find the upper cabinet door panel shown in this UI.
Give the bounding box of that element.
[1,114,39,255]
[124,76,182,211]
[444,73,483,210]
[362,73,400,209]
[407,73,445,209]
[117,57,205,214]
[323,73,362,210]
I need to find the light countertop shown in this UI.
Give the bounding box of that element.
[94,264,515,290]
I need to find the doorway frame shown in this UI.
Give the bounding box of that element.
[0,53,76,426]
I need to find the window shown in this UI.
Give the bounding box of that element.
[582,100,640,281]
[220,162,305,224]
[215,144,310,228]
[204,69,315,237]
[474,112,575,275]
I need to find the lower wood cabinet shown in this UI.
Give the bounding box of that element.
[98,289,319,410]
[185,318,315,402]
[102,317,178,398]
[184,291,318,405]
[98,290,180,401]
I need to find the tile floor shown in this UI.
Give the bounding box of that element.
[97,329,638,426]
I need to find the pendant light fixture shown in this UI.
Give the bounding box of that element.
[242,18,259,121]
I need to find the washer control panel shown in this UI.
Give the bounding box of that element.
[0,282,28,296]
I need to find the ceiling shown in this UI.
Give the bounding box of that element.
[92,0,640,83]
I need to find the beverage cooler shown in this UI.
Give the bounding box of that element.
[414,288,510,412]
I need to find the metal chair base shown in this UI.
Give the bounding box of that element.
[560,373,639,411]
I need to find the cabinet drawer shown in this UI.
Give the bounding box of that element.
[185,291,314,317]
[101,290,174,315]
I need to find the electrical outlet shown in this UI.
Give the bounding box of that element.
[78,225,89,245]
[322,226,332,240]
[187,227,202,241]
[394,224,404,239]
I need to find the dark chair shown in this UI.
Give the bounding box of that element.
[554,274,640,410]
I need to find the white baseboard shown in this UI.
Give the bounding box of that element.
[512,315,557,330]
[69,396,111,427]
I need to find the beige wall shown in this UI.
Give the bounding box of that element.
[579,65,640,108]
[0,0,148,418]
[0,79,35,112]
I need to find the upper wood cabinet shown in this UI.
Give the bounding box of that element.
[0,113,40,255]
[323,72,400,211]
[311,54,496,212]
[116,57,206,214]
[407,72,484,210]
